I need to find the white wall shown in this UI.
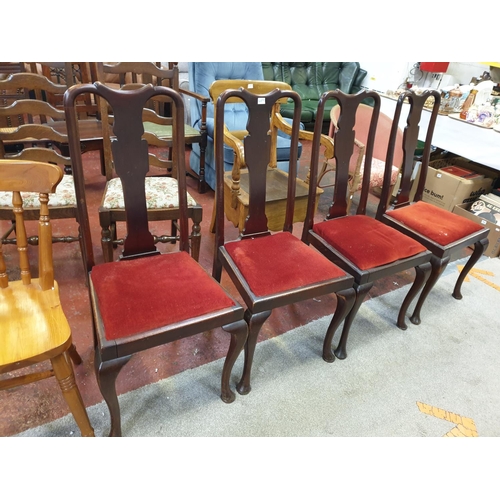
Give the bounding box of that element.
[359,62,417,93]
[359,62,492,92]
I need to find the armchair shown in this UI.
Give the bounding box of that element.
[208,79,327,232]
[188,62,305,192]
[261,62,367,131]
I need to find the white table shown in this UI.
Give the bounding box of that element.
[380,94,500,172]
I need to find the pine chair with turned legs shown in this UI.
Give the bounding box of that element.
[377,90,490,324]
[212,85,356,395]
[302,89,434,360]
[64,82,247,437]
[0,159,94,437]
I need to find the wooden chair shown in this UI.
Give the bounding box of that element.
[20,63,105,171]
[99,62,208,191]
[378,89,490,324]
[94,63,203,262]
[317,103,403,213]
[25,62,99,118]
[0,72,94,275]
[64,82,247,437]
[0,158,94,437]
[212,85,355,395]
[302,89,434,360]
[209,79,330,233]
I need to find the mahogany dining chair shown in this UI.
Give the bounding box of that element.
[302,89,433,359]
[64,82,247,437]
[377,89,490,324]
[212,84,356,395]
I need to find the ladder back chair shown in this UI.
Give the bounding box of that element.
[213,85,355,395]
[0,72,94,275]
[302,89,434,360]
[99,62,208,192]
[97,63,203,261]
[21,63,105,171]
[0,159,94,437]
[25,62,99,118]
[378,89,490,323]
[64,82,247,437]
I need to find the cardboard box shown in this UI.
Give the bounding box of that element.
[452,203,500,258]
[391,160,422,202]
[422,158,496,212]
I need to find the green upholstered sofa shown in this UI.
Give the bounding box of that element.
[261,62,367,130]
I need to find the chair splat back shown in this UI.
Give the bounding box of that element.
[64,81,189,260]
[306,89,382,225]
[214,86,302,242]
[381,89,441,216]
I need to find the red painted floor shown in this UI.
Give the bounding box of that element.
[0,143,467,437]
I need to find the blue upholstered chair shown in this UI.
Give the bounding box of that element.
[188,62,303,192]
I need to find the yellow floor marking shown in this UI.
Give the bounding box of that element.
[457,265,500,292]
[417,402,478,437]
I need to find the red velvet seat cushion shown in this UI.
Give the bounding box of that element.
[314,215,427,271]
[224,231,347,297]
[386,201,485,246]
[91,252,236,341]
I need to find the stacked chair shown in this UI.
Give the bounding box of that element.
[0,71,94,275]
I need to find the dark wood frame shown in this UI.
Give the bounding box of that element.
[65,82,247,437]
[378,90,490,322]
[213,86,356,394]
[302,89,433,359]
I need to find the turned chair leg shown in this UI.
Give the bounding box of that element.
[51,351,94,437]
[170,220,178,243]
[67,343,83,365]
[220,319,248,404]
[100,224,114,263]
[190,216,202,262]
[236,309,272,396]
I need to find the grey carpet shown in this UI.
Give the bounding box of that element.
[15,256,500,437]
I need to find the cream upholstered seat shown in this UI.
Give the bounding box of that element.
[102,177,198,210]
[0,174,76,208]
